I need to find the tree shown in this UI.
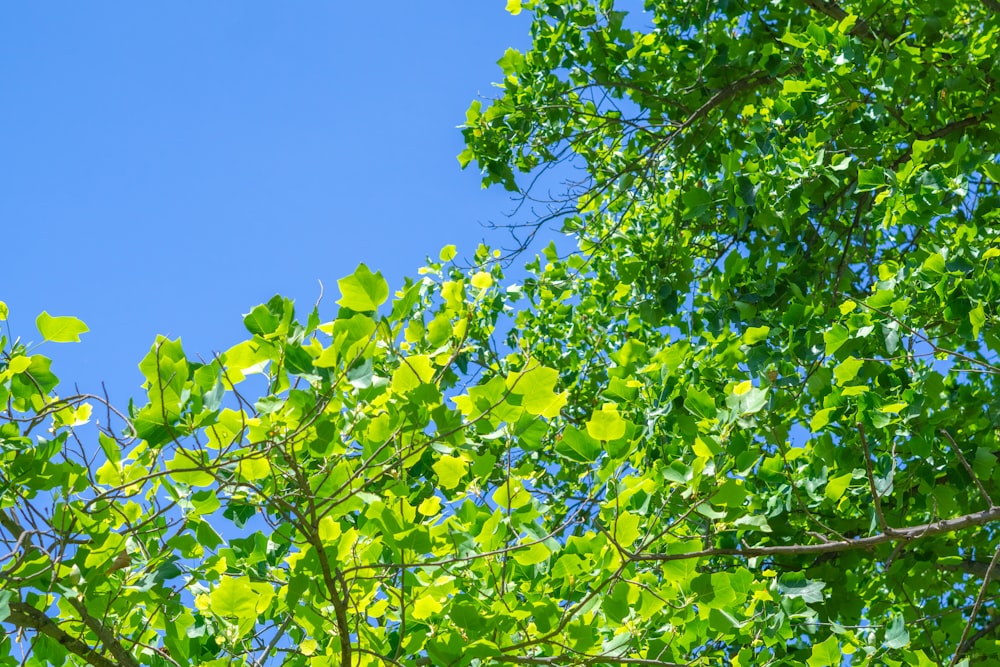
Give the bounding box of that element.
[1,1,999,666]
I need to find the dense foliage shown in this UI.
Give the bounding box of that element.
[3,0,1000,665]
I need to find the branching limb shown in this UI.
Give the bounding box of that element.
[7,601,119,667]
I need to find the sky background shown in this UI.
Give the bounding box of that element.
[1,3,534,401]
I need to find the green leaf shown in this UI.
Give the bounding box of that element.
[684,388,717,419]
[210,576,259,636]
[391,354,435,394]
[433,455,468,490]
[585,406,627,441]
[834,356,864,384]
[921,252,946,276]
[857,167,886,191]
[337,263,389,312]
[824,324,850,355]
[555,426,601,463]
[739,387,768,415]
[512,541,550,566]
[808,635,842,667]
[825,473,853,501]
[714,479,748,507]
[743,326,770,345]
[508,365,567,418]
[243,303,280,337]
[35,312,88,343]
[782,79,810,94]
[970,303,985,338]
[682,188,712,219]
[884,614,910,649]
[777,572,825,603]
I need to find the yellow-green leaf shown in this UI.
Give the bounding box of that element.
[586,406,627,441]
[743,326,770,345]
[318,515,342,545]
[36,312,89,343]
[391,354,435,394]
[433,455,468,490]
[811,407,836,431]
[825,473,853,501]
[237,455,271,481]
[300,639,318,656]
[166,451,215,487]
[512,541,550,566]
[508,365,567,418]
[210,576,258,636]
[439,244,457,262]
[418,496,442,516]
[807,634,842,667]
[970,303,986,338]
[337,263,389,312]
[471,271,493,289]
[492,478,532,509]
[782,79,810,94]
[834,356,864,384]
[7,355,31,375]
[412,594,443,620]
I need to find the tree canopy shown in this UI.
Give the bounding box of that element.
[3,1,1000,665]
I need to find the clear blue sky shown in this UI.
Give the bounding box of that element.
[1,3,531,399]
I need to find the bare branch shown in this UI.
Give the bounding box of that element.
[857,423,890,532]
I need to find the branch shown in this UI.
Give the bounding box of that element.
[634,505,1000,561]
[940,429,994,508]
[649,69,776,157]
[493,655,684,666]
[942,559,1000,582]
[63,598,140,667]
[955,613,1000,662]
[951,546,1000,665]
[800,0,877,40]
[6,601,119,667]
[857,423,890,532]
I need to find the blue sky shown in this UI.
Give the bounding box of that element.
[1,3,532,399]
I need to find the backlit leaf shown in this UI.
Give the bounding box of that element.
[337,264,389,312]
[36,312,88,343]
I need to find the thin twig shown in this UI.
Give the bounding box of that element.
[940,429,994,508]
[857,423,890,532]
[951,545,1000,665]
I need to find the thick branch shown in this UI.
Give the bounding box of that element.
[66,597,140,667]
[6,601,118,667]
[635,505,1000,562]
[651,69,775,156]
